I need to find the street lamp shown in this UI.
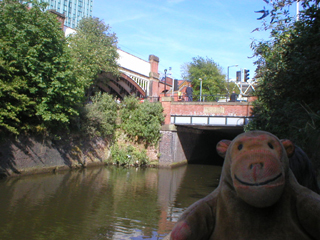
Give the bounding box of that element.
[296,0,300,21]
[227,64,239,97]
[199,78,203,102]
[164,69,167,96]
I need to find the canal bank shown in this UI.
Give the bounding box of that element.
[0,132,161,178]
[0,123,244,178]
[0,134,111,178]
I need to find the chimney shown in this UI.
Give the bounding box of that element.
[48,9,66,30]
[149,55,160,79]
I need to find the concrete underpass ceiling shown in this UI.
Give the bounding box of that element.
[175,124,244,132]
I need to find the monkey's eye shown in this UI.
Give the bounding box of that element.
[238,144,243,150]
[268,142,274,149]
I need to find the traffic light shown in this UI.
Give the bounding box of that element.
[236,71,241,82]
[244,69,250,82]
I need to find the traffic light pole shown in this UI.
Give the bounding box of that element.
[244,69,250,82]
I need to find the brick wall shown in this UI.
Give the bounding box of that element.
[162,101,253,124]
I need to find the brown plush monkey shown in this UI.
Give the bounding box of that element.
[167,131,320,240]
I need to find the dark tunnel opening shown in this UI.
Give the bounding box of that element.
[176,125,244,166]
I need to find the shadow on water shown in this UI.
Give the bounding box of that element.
[0,164,221,240]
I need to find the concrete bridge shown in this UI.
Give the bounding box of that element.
[159,99,254,167]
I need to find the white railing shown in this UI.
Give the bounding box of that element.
[120,70,150,95]
[171,115,252,126]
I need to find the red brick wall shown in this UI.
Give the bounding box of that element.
[161,101,172,124]
[162,102,253,124]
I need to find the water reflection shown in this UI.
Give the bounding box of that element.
[0,164,221,240]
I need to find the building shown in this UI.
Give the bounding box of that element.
[42,0,93,29]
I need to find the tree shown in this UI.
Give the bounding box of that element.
[68,17,119,99]
[247,0,320,158]
[0,0,83,135]
[181,57,227,101]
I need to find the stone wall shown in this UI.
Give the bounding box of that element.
[159,125,203,167]
[0,135,111,178]
[159,131,175,166]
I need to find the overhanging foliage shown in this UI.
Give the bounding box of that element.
[0,0,83,134]
[247,0,320,159]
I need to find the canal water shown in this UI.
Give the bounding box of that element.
[0,164,222,240]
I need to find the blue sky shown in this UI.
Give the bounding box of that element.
[92,0,298,80]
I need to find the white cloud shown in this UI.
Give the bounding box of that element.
[167,0,186,4]
[108,13,150,25]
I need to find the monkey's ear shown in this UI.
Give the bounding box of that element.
[216,140,231,158]
[281,139,295,158]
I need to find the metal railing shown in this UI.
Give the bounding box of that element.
[171,115,252,126]
[140,94,250,103]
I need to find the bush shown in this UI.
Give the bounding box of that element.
[110,143,149,166]
[80,93,118,138]
[119,96,164,146]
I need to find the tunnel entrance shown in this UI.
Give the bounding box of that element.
[176,125,244,166]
